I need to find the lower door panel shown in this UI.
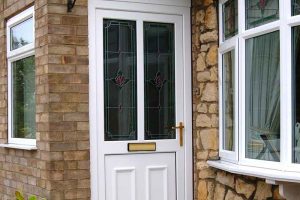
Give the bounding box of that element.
[105,153,176,200]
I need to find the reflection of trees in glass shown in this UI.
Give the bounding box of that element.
[11,36,29,50]
[223,51,235,151]
[10,17,33,50]
[224,0,238,39]
[12,56,35,139]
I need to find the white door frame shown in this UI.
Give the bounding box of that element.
[88,0,192,199]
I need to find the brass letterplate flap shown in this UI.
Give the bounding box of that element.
[128,143,156,152]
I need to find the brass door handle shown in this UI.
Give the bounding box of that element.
[171,122,184,146]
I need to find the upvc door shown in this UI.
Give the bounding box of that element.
[94,9,188,200]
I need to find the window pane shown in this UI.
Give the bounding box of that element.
[292,0,300,16]
[103,19,137,141]
[222,50,235,151]
[223,0,238,40]
[293,26,300,163]
[144,22,175,140]
[11,17,33,50]
[12,56,35,139]
[246,0,279,29]
[245,31,280,162]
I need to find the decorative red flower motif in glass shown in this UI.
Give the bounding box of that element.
[151,72,167,90]
[259,0,266,9]
[113,71,129,88]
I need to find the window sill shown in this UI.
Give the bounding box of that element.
[207,160,300,183]
[0,143,37,150]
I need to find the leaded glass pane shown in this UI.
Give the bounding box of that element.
[223,0,238,40]
[292,26,300,163]
[223,50,235,151]
[292,0,300,16]
[103,19,137,141]
[246,0,279,29]
[245,31,280,162]
[144,22,175,140]
[11,18,33,51]
[12,56,36,139]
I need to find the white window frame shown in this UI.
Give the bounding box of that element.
[217,0,300,180]
[218,36,239,162]
[6,6,36,146]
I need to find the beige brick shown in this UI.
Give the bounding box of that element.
[48,45,75,55]
[77,121,89,131]
[64,151,89,161]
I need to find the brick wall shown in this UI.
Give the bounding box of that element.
[0,1,50,199]
[192,0,284,199]
[0,0,90,199]
[46,0,89,199]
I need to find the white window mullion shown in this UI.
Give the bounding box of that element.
[239,35,246,163]
[137,19,145,141]
[234,39,239,161]
[239,0,245,34]
[219,1,224,44]
[280,0,292,167]
[238,0,245,164]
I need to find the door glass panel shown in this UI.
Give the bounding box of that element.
[246,0,279,29]
[144,22,175,140]
[103,19,137,141]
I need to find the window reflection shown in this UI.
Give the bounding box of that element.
[223,50,235,151]
[11,18,33,50]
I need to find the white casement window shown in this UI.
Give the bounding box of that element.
[6,7,36,147]
[213,0,300,181]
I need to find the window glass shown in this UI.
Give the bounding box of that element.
[292,0,300,16]
[144,22,175,140]
[223,50,235,151]
[103,19,137,141]
[223,0,238,40]
[245,31,280,162]
[10,17,33,50]
[293,26,300,163]
[12,56,35,139]
[246,0,279,29]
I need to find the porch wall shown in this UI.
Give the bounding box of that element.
[191,0,284,199]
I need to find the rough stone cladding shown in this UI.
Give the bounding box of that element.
[0,0,90,199]
[192,0,285,199]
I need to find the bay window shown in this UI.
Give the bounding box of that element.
[213,0,300,182]
[6,7,36,146]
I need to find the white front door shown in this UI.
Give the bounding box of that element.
[89,2,192,199]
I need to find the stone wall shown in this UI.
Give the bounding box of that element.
[192,0,284,199]
[0,0,90,199]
